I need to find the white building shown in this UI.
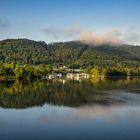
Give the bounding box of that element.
[66,73,90,79]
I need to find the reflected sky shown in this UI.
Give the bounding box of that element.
[0,104,140,140]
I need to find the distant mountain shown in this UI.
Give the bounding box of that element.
[0,39,140,68]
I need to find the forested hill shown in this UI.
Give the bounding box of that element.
[0,39,140,68]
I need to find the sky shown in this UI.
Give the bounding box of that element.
[0,0,140,44]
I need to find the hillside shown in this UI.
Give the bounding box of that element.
[0,39,140,68]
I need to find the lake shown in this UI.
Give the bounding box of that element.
[0,77,140,140]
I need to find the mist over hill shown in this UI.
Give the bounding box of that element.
[0,39,140,68]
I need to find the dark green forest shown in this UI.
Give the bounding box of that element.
[0,39,140,68]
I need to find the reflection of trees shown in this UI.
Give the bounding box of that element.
[0,78,140,109]
[0,80,97,109]
[90,77,140,90]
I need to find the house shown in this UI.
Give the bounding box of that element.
[48,73,62,79]
[66,73,90,79]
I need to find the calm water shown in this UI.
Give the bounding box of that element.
[0,77,140,140]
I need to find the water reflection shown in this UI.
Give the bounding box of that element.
[0,77,140,109]
[0,78,140,140]
[0,103,140,140]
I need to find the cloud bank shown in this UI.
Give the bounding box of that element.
[78,28,140,45]
[42,25,140,45]
[78,30,122,45]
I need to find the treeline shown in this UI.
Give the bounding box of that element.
[0,63,52,79]
[89,66,140,77]
[0,63,140,80]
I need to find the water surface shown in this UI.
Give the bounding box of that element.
[0,77,140,140]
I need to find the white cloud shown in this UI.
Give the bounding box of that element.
[78,29,123,45]
[42,25,140,45]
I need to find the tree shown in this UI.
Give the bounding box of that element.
[13,65,24,79]
[90,66,101,76]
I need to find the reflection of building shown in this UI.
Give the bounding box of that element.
[66,73,90,80]
[58,79,66,84]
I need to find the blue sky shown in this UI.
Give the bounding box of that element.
[0,0,140,44]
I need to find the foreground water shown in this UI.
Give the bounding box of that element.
[0,77,140,140]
